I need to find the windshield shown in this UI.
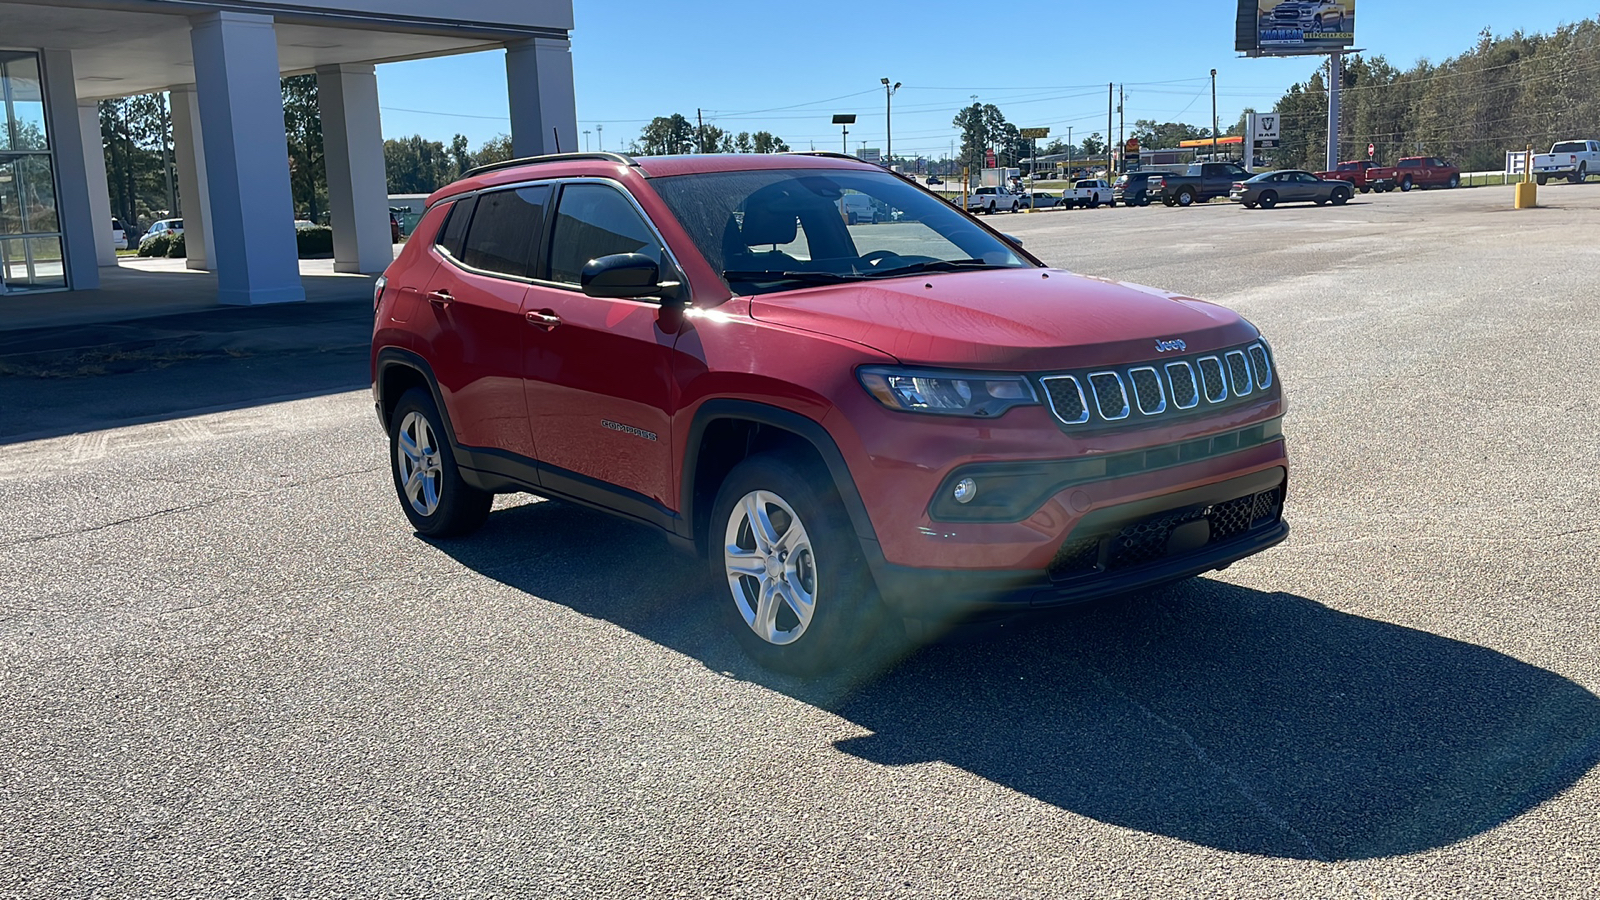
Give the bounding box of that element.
[650,168,1031,295]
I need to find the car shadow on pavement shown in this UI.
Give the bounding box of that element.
[438,497,1600,862]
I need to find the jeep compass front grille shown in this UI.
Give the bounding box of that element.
[1040,342,1274,430]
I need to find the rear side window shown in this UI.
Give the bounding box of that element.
[546,183,664,286]
[460,185,551,278]
[435,196,476,260]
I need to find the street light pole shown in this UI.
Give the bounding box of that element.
[584,129,591,152]
[596,123,603,151]
[881,77,900,164]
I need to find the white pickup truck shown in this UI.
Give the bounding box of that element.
[964,185,1021,214]
[1532,140,1600,184]
[1063,179,1115,209]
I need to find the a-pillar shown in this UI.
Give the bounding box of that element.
[39,50,99,289]
[169,86,215,271]
[188,11,304,305]
[77,103,117,267]
[505,37,577,158]
[316,64,390,274]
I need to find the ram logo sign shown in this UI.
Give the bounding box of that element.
[1236,0,1354,56]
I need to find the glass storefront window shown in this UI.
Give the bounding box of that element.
[0,51,64,294]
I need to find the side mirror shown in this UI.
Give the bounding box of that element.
[580,253,681,303]
[1002,233,1023,247]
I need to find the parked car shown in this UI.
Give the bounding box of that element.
[1365,156,1459,192]
[110,217,128,250]
[390,210,403,243]
[837,193,878,224]
[1111,171,1169,206]
[1018,191,1060,209]
[138,218,183,248]
[1313,160,1394,193]
[1064,179,1115,209]
[371,151,1289,675]
[964,185,1021,214]
[1531,140,1600,185]
[925,175,944,186]
[1156,162,1253,207]
[294,219,318,230]
[1229,170,1354,209]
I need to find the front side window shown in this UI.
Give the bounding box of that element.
[546,183,663,286]
[460,185,550,278]
[650,167,1031,296]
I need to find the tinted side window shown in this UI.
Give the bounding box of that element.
[546,183,664,285]
[436,196,476,260]
[460,185,551,278]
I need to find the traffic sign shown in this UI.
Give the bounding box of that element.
[1020,127,1050,140]
[1368,143,1375,157]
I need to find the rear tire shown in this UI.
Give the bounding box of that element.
[388,388,492,538]
[1331,187,1351,205]
[709,453,885,677]
[1177,188,1197,207]
[1258,191,1278,209]
[1359,186,1370,194]
[1536,174,1548,186]
[1570,165,1586,184]
[1087,196,1100,209]
[1163,196,1178,207]
[1243,201,1258,209]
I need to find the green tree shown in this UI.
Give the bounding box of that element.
[634,114,695,155]
[281,75,325,223]
[751,131,789,154]
[474,133,515,167]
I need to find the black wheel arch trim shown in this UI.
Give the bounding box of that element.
[682,399,882,561]
[374,347,457,447]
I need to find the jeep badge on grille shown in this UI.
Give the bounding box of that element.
[1155,338,1187,353]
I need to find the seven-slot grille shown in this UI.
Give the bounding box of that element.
[1040,342,1274,429]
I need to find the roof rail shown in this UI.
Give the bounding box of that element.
[781,151,873,163]
[461,151,638,179]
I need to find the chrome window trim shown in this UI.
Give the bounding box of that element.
[1040,375,1090,425]
[1247,342,1273,390]
[1164,361,1200,409]
[1225,350,1253,397]
[1128,366,1167,415]
[1088,371,1131,421]
[1197,356,1228,403]
[430,176,692,305]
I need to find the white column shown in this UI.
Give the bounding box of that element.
[316,64,390,274]
[40,50,99,290]
[77,103,117,267]
[505,37,577,158]
[189,11,304,305]
[169,86,215,271]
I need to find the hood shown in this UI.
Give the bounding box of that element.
[748,268,1257,371]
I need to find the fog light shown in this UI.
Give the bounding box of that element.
[953,478,977,504]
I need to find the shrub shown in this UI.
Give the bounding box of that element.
[137,233,171,257]
[296,225,334,258]
[164,232,187,258]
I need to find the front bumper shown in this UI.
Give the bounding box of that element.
[870,466,1288,617]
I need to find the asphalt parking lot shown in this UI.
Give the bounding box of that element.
[3,182,1599,898]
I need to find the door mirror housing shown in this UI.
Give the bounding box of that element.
[580,253,684,304]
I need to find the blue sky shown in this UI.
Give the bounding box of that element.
[374,1,1590,157]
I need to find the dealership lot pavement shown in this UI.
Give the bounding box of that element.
[3,183,1599,898]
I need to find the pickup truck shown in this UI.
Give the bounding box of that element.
[1063,179,1115,209]
[964,185,1021,214]
[1532,140,1600,184]
[1365,156,1460,192]
[1156,162,1254,206]
[1313,160,1395,193]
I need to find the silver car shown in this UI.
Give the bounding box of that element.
[1229,170,1353,209]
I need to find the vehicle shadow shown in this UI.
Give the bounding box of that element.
[437,497,1600,862]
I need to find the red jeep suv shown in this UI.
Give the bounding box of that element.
[371,151,1289,674]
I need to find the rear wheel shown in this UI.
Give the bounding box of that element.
[847,212,858,225]
[388,388,492,538]
[1087,196,1100,209]
[710,454,884,676]
[1163,196,1178,207]
[1243,200,1258,209]
[1258,191,1279,209]
[1330,187,1351,205]
[1570,165,1586,184]
[1536,174,1548,186]
[1359,186,1371,194]
[1177,188,1197,207]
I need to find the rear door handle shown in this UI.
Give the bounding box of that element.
[426,289,453,307]
[526,309,561,330]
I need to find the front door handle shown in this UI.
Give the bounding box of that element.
[426,289,453,307]
[526,309,561,330]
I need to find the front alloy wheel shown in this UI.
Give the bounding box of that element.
[387,387,492,537]
[725,491,817,646]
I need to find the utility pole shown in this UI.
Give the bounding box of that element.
[584,129,591,152]
[1327,52,1342,170]
[596,123,603,151]
[881,78,900,164]
[1210,69,1219,161]
[696,108,705,153]
[1107,83,1114,174]
[1117,85,1125,175]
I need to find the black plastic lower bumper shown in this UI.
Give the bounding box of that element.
[871,468,1289,618]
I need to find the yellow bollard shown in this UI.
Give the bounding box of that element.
[1514,181,1538,208]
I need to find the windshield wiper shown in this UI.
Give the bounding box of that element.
[859,259,1016,278]
[722,270,869,286]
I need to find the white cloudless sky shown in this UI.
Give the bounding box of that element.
[374,0,1591,155]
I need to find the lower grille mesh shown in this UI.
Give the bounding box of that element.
[1047,486,1285,581]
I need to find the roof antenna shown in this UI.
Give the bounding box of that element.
[552,127,561,153]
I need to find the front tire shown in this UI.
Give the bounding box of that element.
[388,388,492,538]
[710,453,883,676]
[1401,176,1414,192]
[1447,174,1460,188]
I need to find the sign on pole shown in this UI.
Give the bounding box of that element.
[1235,0,1356,56]
[1253,114,1279,144]
[857,147,882,164]
[1019,127,1050,140]
[984,149,996,168]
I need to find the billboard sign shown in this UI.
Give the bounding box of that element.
[857,147,881,163]
[1236,0,1354,56]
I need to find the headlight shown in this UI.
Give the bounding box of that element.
[857,366,1038,417]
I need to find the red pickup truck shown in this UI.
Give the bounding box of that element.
[1313,160,1395,194]
[1365,156,1461,192]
